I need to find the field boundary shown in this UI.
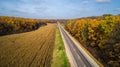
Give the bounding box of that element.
[51,26,70,67]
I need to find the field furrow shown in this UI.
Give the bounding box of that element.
[0,24,56,67]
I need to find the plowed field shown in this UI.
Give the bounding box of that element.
[0,24,56,67]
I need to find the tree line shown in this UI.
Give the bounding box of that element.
[65,14,120,67]
[0,16,48,35]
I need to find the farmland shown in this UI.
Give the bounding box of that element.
[0,24,56,67]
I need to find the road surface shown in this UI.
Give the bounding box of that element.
[58,23,100,67]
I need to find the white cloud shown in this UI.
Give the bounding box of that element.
[115,8,120,12]
[82,1,89,4]
[95,0,111,3]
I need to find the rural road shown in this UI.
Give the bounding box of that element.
[58,23,100,67]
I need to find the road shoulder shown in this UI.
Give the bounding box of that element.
[51,27,70,67]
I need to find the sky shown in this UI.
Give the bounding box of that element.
[0,0,120,19]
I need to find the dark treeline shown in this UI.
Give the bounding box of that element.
[0,16,58,36]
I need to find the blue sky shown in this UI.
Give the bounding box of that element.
[0,0,120,19]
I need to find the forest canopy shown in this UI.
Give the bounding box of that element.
[65,15,120,67]
[0,16,58,35]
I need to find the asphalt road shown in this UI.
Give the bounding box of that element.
[58,23,92,67]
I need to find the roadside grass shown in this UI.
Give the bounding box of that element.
[51,27,70,67]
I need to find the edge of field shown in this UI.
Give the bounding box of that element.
[51,27,70,67]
